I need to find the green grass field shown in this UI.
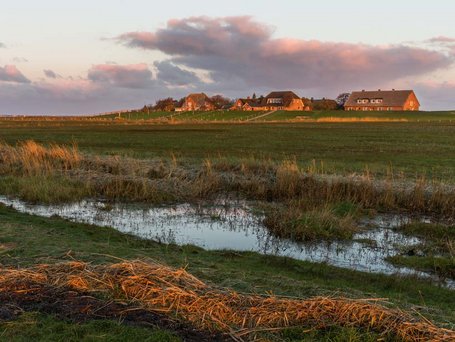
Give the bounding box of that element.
[95,110,264,122]
[2,118,455,179]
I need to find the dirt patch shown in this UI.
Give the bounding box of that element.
[0,282,226,342]
[0,243,16,253]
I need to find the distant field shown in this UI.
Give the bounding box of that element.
[96,110,263,122]
[93,109,455,123]
[2,118,455,180]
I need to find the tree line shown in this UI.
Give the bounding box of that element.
[143,93,351,112]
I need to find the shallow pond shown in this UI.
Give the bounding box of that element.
[0,196,452,288]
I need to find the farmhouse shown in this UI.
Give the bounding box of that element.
[344,90,420,111]
[260,91,305,111]
[232,98,263,111]
[233,91,306,111]
[179,93,215,111]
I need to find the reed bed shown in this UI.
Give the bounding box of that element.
[0,140,80,176]
[2,140,455,219]
[0,261,453,341]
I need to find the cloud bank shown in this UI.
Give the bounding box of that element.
[117,16,453,91]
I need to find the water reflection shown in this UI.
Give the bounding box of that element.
[0,196,452,288]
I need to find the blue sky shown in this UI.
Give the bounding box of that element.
[1,1,454,114]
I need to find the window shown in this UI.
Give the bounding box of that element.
[357,99,369,104]
[267,98,283,104]
[370,99,383,104]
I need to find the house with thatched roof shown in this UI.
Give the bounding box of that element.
[260,91,306,111]
[232,91,307,111]
[344,90,420,111]
[232,98,263,111]
[179,93,215,111]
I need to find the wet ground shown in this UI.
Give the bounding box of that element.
[0,196,452,288]
[0,281,226,341]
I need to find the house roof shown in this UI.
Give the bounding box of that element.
[345,90,417,107]
[261,91,301,107]
[186,93,212,107]
[237,98,262,107]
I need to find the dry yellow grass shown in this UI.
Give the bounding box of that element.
[0,140,80,176]
[292,117,409,123]
[0,261,453,341]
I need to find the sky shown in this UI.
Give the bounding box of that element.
[0,0,454,114]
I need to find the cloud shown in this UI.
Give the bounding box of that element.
[413,81,455,110]
[87,63,156,89]
[426,36,455,56]
[43,69,60,79]
[0,42,5,48]
[0,63,190,115]
[154,60,201,86]
[0,65,30,83]
[427,36,455,44]
[12,57,29,63]
[117,16,454,91]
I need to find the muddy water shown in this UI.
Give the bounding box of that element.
[0,196,452,288]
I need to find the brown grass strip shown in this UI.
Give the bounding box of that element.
[0,261,453,341]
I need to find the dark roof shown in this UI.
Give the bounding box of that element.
[261,91,301,107]
[186,93,212,107]
[237,98,262,107]
[345,90,416,107]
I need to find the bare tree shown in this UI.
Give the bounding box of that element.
[210,95,232,109]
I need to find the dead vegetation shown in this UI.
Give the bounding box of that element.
[0,260,453,341]
[0,140,80,176]
[2,141,455,240]
[0,283,220,341]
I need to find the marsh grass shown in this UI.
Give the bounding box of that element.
[2,141,455,240]
[263,204,357,241]
[387,222,455,278]
[0,175,90,204]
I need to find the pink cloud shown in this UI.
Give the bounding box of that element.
[117,16,454,90]
[0,65,30,83]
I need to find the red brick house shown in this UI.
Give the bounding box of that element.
[344,90,420,111]
[179,93,215,111]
